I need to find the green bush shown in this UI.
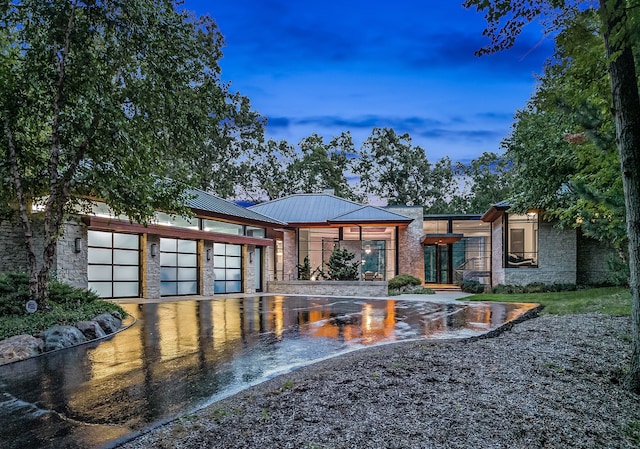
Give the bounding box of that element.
[460,280,486,294]
[326,247,360,281]
[0,271,100,316]
[491,282,577,294]
[388,274,422,290]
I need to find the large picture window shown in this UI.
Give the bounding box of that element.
[505,213,538,268]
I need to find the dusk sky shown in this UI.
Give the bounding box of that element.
[182,1,555,163]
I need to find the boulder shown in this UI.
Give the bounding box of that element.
[0,335,44,365]
[93,312,122,334]
[76,320,107,340]
[41,325,87,352]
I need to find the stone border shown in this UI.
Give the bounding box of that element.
[0,313,136,366]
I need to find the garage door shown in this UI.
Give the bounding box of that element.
[87,230,140,298]
[160,238,198,296]
[213,243,242,293]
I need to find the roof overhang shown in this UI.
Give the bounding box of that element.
[83,216,274,247]
[481,203,511,222]
[421,233,464,245]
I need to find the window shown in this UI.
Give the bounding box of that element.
[202,219,244,235]
[505,213,538,268]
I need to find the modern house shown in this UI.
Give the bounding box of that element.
[0,191,613,299]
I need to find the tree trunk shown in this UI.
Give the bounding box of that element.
[600,0,640,393]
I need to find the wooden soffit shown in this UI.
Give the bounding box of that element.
[421,233,464,245]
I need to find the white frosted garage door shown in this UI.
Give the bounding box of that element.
[87,230,140,298]
[160,238,198,296]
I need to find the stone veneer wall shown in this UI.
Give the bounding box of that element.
[242,244,257,294]
[0,220,88,289]
[282,229,297,281]
[201,240,215,296]
[144,233,161,298]
[503,220,577,286]
[54,222,88,290]
[576,232,617,285]
[267,280,388,297]
[491,219,505,286]
[385,206,424,282]
[0,220,31,272]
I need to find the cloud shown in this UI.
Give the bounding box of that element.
[266,114,445,131]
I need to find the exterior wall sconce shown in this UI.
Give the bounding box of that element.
[74,237,81,253]
[206,248,211,261]
[150,243,157,257]
[249,250,254,263]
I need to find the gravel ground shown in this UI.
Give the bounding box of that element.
[117,314,640,449]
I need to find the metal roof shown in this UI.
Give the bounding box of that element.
[186,189,284,225]
[329,206,413,223]
[248,194,412,224]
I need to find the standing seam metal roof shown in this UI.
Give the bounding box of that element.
[186,189,284,225]
[248,194,412,224]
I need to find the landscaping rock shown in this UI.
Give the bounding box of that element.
[41,325,87,352]
[0,334,44,365]
[93,312,122,334]
[76,320,107,340]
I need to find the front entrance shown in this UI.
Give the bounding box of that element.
[424,244,450,284]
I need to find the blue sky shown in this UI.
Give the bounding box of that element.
[182,1,554,163]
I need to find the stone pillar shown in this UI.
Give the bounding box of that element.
[55,222,88,290]
[144,234,161,298]
[386,206,423,281]
[282,229,297,281]
[243,244,257,294]
[491,218,505,287]
[201,240,215,296]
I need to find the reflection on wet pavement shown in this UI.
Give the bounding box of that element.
[0,296,537,448]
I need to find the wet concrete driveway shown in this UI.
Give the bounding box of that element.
[0,295,537,448]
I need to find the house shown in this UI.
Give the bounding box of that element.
[0,189,284,299]
[0,192,613,299]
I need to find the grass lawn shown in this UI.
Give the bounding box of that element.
[465,287,631,316]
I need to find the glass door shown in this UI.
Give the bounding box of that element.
[424,244,450,284]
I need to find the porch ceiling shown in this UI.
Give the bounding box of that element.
[421,233,464,245]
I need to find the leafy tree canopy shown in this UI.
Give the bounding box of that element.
[0,0,244,304]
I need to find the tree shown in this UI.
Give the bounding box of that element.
[181,92,267,198]
[504,9,626,249]
[239,138,299,202]
[463,0,640,392]
[289,132,361,201]
[326,247,360,281]
[1,1,229,308]
[434,152,513,214]
[355,128,455,206]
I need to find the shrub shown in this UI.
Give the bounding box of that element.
[491,282,577,294]
[0,271,99,316]
[326,247,360,281]
[460,280,486,294]
[388,274,421,290]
